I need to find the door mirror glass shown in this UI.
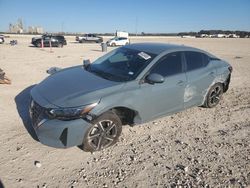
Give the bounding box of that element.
[146,73,165,84]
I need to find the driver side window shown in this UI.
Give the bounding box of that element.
[150,52,183,77]
[44,36,50,40]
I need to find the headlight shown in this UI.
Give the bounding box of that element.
[47,103,98,120]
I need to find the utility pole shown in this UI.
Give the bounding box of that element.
[135,16,138,36]
[61,22,64,33]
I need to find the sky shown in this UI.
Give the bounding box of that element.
[0,0,250,33]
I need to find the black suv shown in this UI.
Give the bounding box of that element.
[31,34,67,48]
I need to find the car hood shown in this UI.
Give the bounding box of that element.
[31,66,123,108]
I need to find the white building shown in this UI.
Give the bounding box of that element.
[28,26,44,34]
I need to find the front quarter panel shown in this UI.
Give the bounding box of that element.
[90,81,144,123]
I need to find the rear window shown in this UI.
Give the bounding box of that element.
[185,51,207,71]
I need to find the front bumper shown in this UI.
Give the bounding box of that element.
[30,101,92,148]
[33,118,91,148]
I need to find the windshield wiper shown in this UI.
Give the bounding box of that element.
[90,69,126,82]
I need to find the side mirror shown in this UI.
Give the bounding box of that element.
[146,73,165,84]
[83,59,91,69]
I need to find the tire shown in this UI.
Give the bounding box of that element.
[125,42,129,45]
[203,83,223,108]
[82,111,122,152]
[57,43,63,48]
[36,42,41,47]
[80,39,86,43]
[111,43,116,47]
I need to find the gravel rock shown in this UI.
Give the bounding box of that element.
[34,161,42,168]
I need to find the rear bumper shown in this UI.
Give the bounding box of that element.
[223,73,231,93]
[32,118,91,148]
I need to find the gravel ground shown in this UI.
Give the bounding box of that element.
[0,35,249,188]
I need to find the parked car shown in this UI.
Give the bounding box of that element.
[29,43,232,152]
[32,33,67,45]
[106,37,130,46]
[31,35,67,47]
[0,35,4,44]
[76,34,103,43]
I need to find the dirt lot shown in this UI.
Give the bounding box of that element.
[0,35,249,188]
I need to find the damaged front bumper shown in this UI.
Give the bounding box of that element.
[29,101,92,148]
[32,118,91,148]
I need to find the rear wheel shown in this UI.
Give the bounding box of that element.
[36,42,41,47]
[111,43,116,47]
[82,111,122,152]
[203,83,223,108]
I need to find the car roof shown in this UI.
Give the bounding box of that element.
[124,43,213,56]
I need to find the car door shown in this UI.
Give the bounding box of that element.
[121,38,127,45]
[183,51,215,108]
[88,34,95,41]
[92,34,98,41]
[116,38,123,46]
[43,36,50,47]
[86,34,91,41]
[51,37,58,46]
[138,52,186,121]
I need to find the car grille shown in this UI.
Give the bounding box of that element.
[30,100,45,127]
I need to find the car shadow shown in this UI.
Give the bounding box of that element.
[0,179,5,188]
[91,49,103,52]
[69,41,80,44]
[15,85,39,141]
[28,45,38,48]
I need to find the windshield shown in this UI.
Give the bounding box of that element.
[87,47,156,82]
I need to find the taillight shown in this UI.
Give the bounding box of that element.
[228,66,233,73]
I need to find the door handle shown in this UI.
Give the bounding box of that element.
[177,80,184,86]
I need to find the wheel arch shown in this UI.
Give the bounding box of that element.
[93,106,141,126]
[111,106,139,125]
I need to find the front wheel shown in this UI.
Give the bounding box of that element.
[80,39,86,43]
[36,42,41,47]
[203,83,223,108]
[82,111,122,152]
[57,43,63,48]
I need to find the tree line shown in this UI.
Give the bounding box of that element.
[178,30,250,38]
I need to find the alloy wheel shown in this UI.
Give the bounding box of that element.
[87,120,118,151]
[209,85,222,105]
